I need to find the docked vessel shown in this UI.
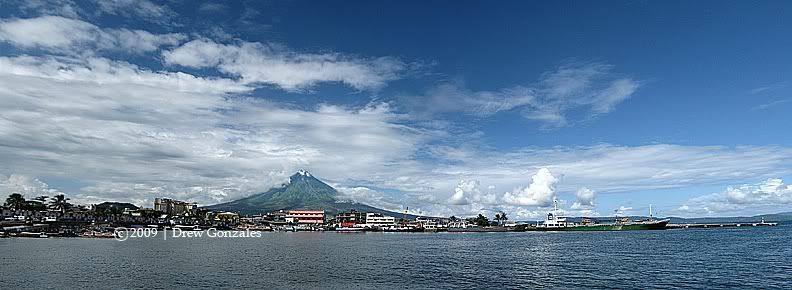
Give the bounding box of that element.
[536,201,669,231]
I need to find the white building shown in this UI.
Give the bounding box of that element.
[363,213,395,227]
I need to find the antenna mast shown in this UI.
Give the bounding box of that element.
[553,199,559,214]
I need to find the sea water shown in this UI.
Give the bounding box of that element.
[1,225,790,289]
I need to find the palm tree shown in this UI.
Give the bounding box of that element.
[5,193,25,210]
[495,213,502,225]
[500,212,508,225]
[474,214,489,227]
[49,194,71,213]
[449,215,458,222]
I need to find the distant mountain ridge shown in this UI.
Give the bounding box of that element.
[207,170,416,218]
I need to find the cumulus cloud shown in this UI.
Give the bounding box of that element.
[571,187,596,209]
[403,62,639,126]
[502,168,558,206]
[678,178,792,215]
[163,39,408,91]
[449,179,478,205]
[447,179,498,206]
[0,174,66,198]
[0,16,185,54]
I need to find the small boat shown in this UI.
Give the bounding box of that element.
[388,225,425,232]
[82,231,115,238]
[172,225,203,231]
[18,232,49,238]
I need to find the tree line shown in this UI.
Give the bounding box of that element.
[3,193,72,212]
[450,211,509,227]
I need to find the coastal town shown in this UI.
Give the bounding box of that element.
[0,193,778,238]
[0,192,521,238]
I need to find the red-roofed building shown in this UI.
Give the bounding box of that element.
[286,210,325,225]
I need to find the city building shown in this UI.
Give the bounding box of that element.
[336,209,366,226]
[153,198,197,216]
[363,213,396,227]
[266,210,287,222]
[286,210,325,225]
[93,202,139,213]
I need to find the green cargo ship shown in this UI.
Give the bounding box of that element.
[535,201,669,231]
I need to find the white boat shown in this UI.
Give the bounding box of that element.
[172,225,202,231]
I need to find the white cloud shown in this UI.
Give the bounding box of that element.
[403,82,535,118]
[449,179,475,205]
[616,206,633,215]
[0,54,426,206]
[11,0,82,18]
[92,0,176,24]
[752,99,791,111]
[198,3,228,13]
[0,174,65,199]
[529,62,640,126]
[403,62,639,126]
[163,39,407,91]
[2,17,792,219]
[502,168,558,206]
[571,187,596,209]
[429,144,792,195]
[334,186,411,214]
[447,179,498,206]
[679,178,792,216]
[749,81,787,95]
[0,16,185,54]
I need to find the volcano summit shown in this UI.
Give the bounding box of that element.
[208,171,413,218]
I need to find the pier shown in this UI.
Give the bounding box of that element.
[667,221,778,229]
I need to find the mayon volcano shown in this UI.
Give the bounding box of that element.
[208,170,415,218]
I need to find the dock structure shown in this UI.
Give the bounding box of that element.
[667,221,778,229]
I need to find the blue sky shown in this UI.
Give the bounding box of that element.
[0,0,791,219]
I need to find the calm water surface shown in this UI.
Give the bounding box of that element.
[1,225,790,289]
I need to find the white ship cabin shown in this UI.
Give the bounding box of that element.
[542,212,569,228]
[541,200,570,228]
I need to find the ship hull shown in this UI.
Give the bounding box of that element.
[536,220,669,231]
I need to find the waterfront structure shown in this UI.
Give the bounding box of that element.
[93,202,139,213]
[363,213,396,227]
[335,210,366,227]
[153,198,197,216]
[333,210,396,228]
[286,210,325,225]
[414,217,449,231]
[336,210,366,224]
